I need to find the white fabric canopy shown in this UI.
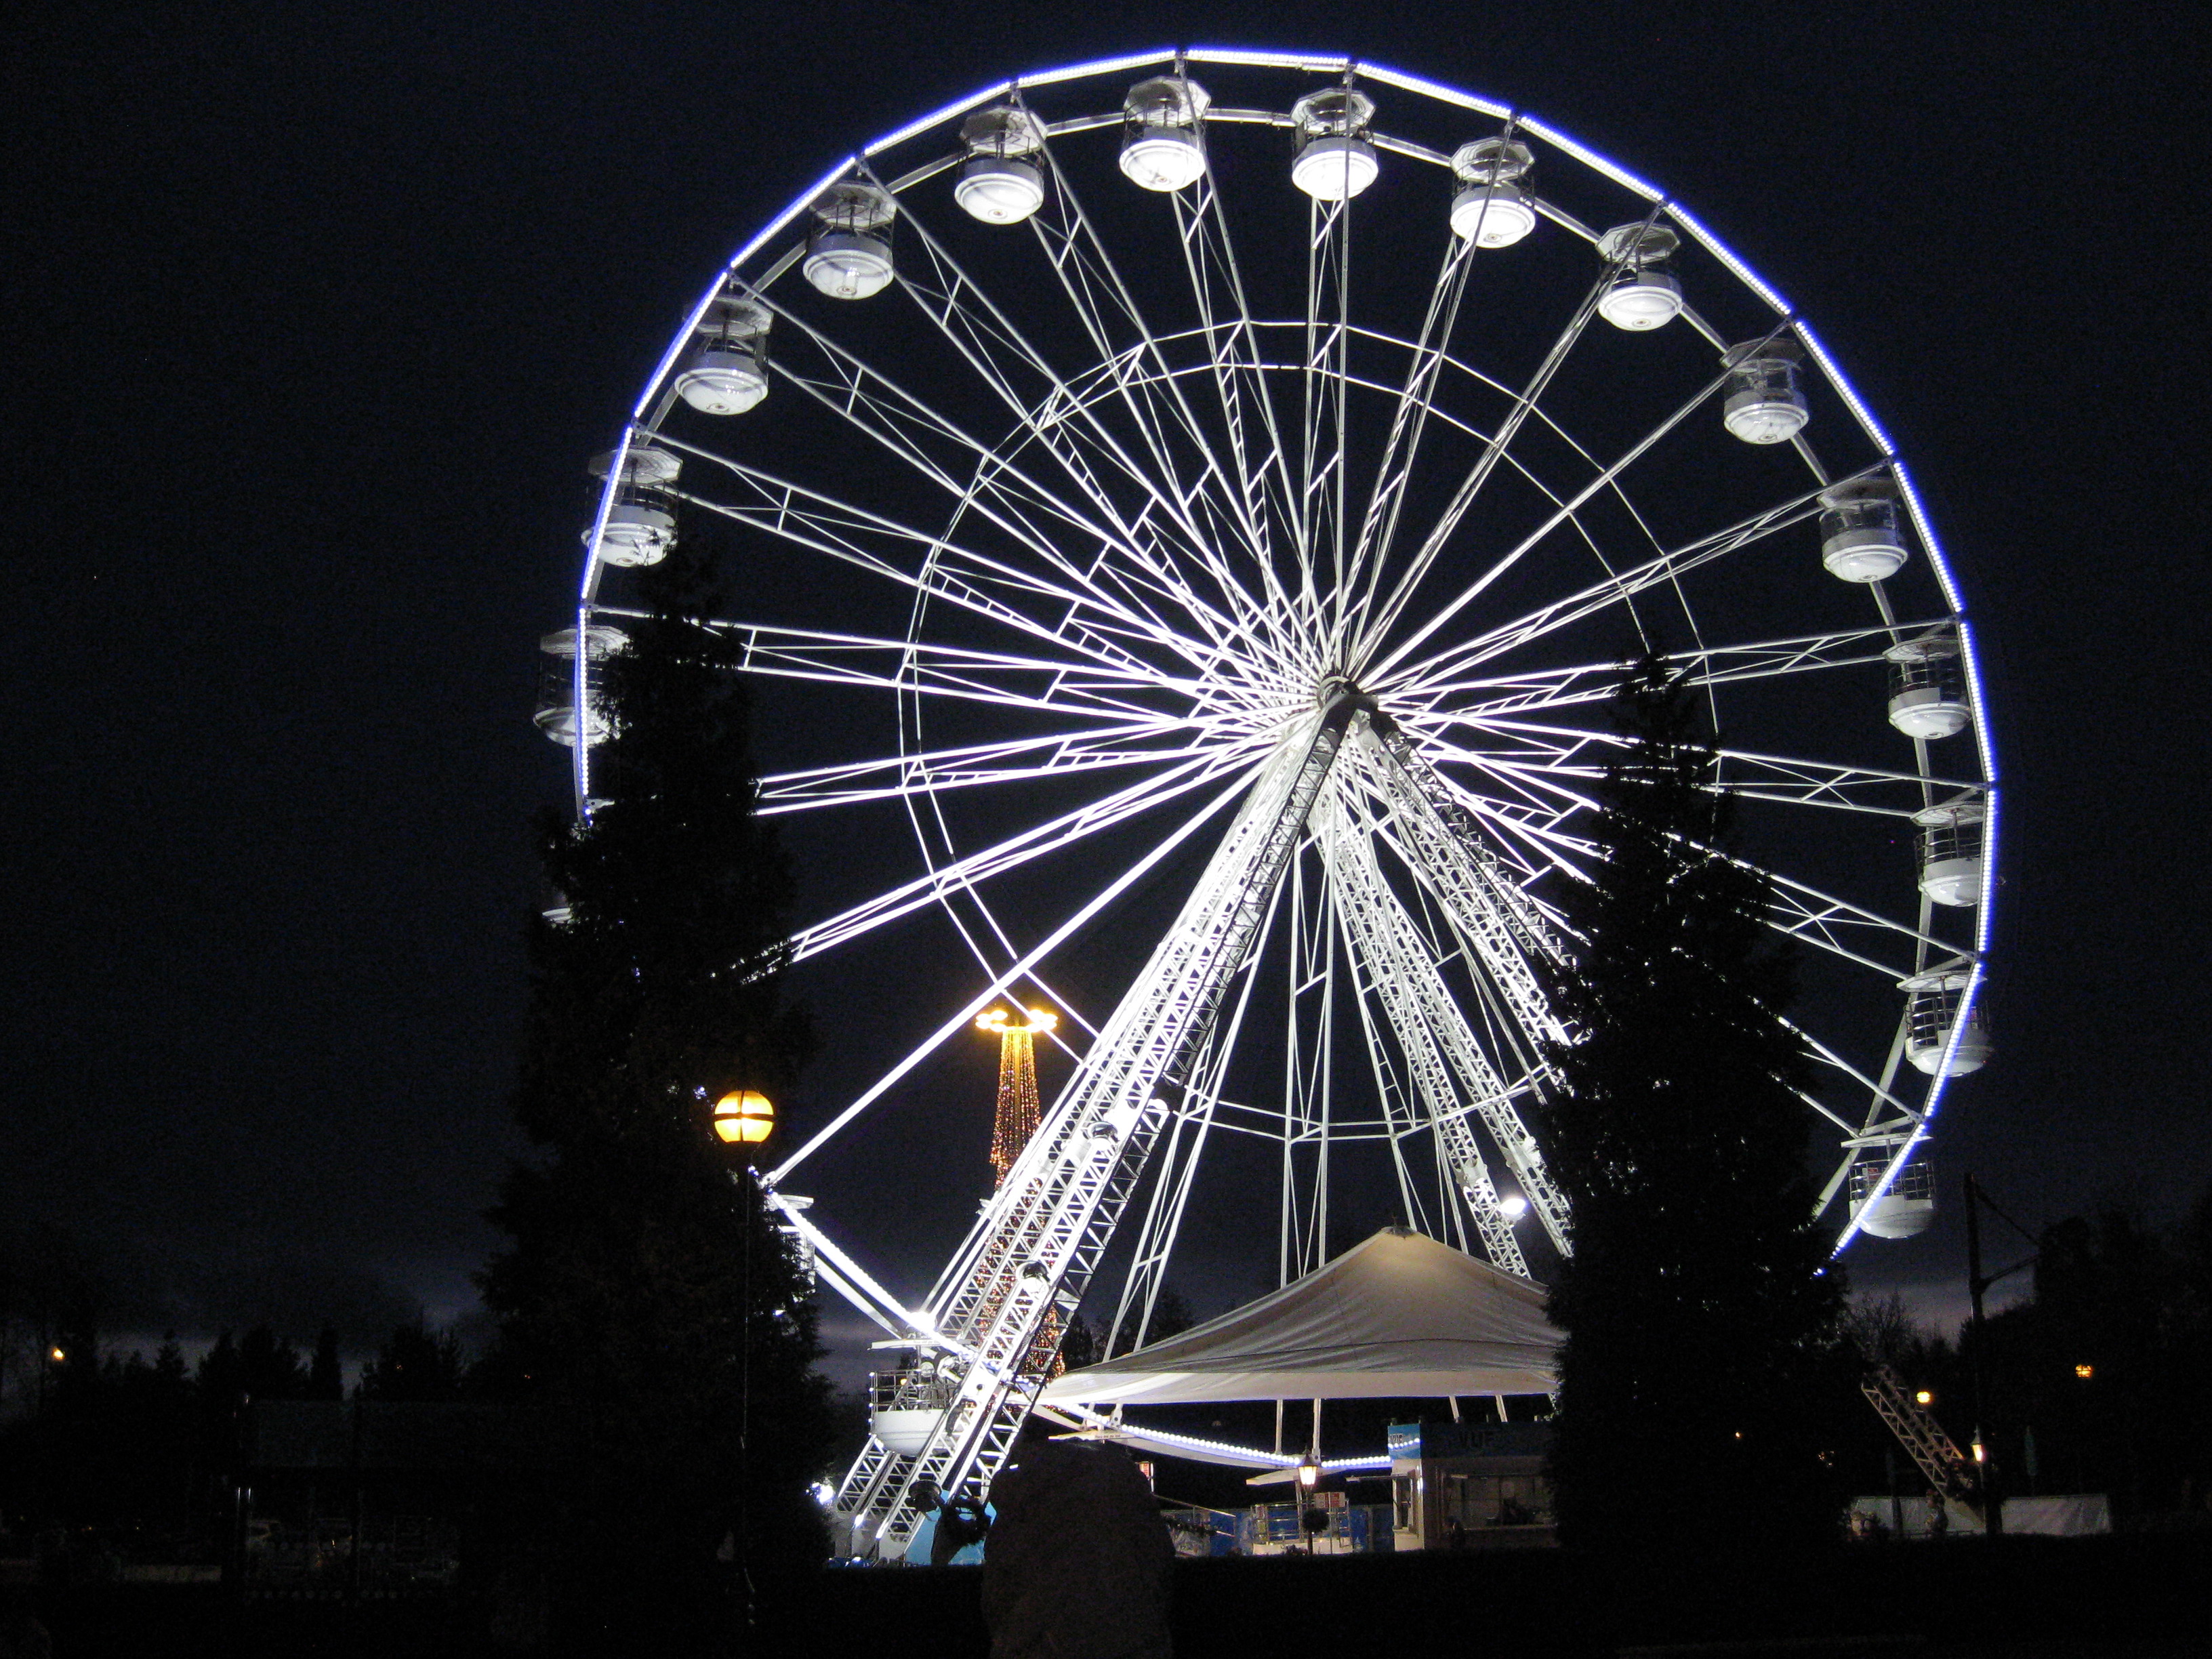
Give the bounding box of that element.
[1038,1227,1561,1408]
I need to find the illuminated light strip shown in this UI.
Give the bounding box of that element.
[1013,48,1180,89]
[1352,63,1513,119]
[1896,468,2002,793]
[865,80,1014,156]
[1512,114,1663,202]
[1973,788,1999,956]
[569,600,594,817]
[1045,1408,1285,1471]
[1892,462,1966,619]
[1185,46,1350,73]
[1793,321,1900,458]
[1661,200,1793,315]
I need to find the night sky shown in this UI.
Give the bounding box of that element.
[8,1,2208,1390]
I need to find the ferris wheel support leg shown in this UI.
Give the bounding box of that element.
[1324,797,1534,1276]
[1345,722,1575,1255]
[831,697,1367,1558]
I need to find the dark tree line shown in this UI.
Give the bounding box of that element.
[0,1226,474,1548]
[1846,1189,2212,1521]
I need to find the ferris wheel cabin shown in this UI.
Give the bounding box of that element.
[1448,138,1536,247]
[956,106,1049,224]
[1119,75,1210,192]
[1902,966,1992,1076]
[675,297,772,415]
[1595,224,1684,330]
[583,445,680,568]
[1721,338,1809,445]
[805,182,899,300]
[1820,476,1911,583]
[533,623,626,747]
[1886,630,1973,741]
[1914,799,1987,908]
[1849,1136,1938,1240]
[1290,89,1379,201]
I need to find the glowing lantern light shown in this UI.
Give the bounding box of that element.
[714,1090,775,1145]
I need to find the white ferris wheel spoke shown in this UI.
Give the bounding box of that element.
[885,202,1269,644]
[1341,226,1476,638]
[785,742,1267,962]
[1351,264,1608,669]
[732,289,1277,678]
[767,756,1275,1185]
[1391,472,1840,697]
[754,722,1257,815]
[1370,320,1799,686]
[1161,159,1305,616]
[661,456,1252,685]
[1401,621,1938,714]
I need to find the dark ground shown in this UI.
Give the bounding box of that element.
[26,1532,2212,1657]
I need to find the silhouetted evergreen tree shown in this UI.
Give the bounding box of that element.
[480,546,828,1645]
[1536,657,1847,1559]
[307,1326,344,1400]
[360,1317,464,1401]
[1058,1313,1100,1371]
[237,1325,309,1401]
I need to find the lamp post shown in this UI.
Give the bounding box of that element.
[1963,1172,2042,1538]
[1296,1454,1322,1552]
[714,1088,773,1626]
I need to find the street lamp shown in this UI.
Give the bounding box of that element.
[714,1090,775,1145]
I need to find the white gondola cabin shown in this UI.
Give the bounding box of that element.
[1449,138,1536,247]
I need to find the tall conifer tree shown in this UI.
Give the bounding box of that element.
[1538,657,1847,1557]
[480,546,828,1639]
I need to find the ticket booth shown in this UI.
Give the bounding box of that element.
[1390,1419,1557,1550]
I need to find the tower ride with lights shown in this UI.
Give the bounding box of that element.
[980,1006,1057,1185]
[540,49,1998,1559]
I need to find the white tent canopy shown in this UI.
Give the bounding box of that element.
[1038,1227,1561,1408]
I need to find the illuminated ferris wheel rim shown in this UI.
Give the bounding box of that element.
[548,47,2000,1541]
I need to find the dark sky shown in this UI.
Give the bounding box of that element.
[7,1,2208,1385]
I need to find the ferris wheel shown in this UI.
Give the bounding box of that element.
[538,49,1996,1559]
